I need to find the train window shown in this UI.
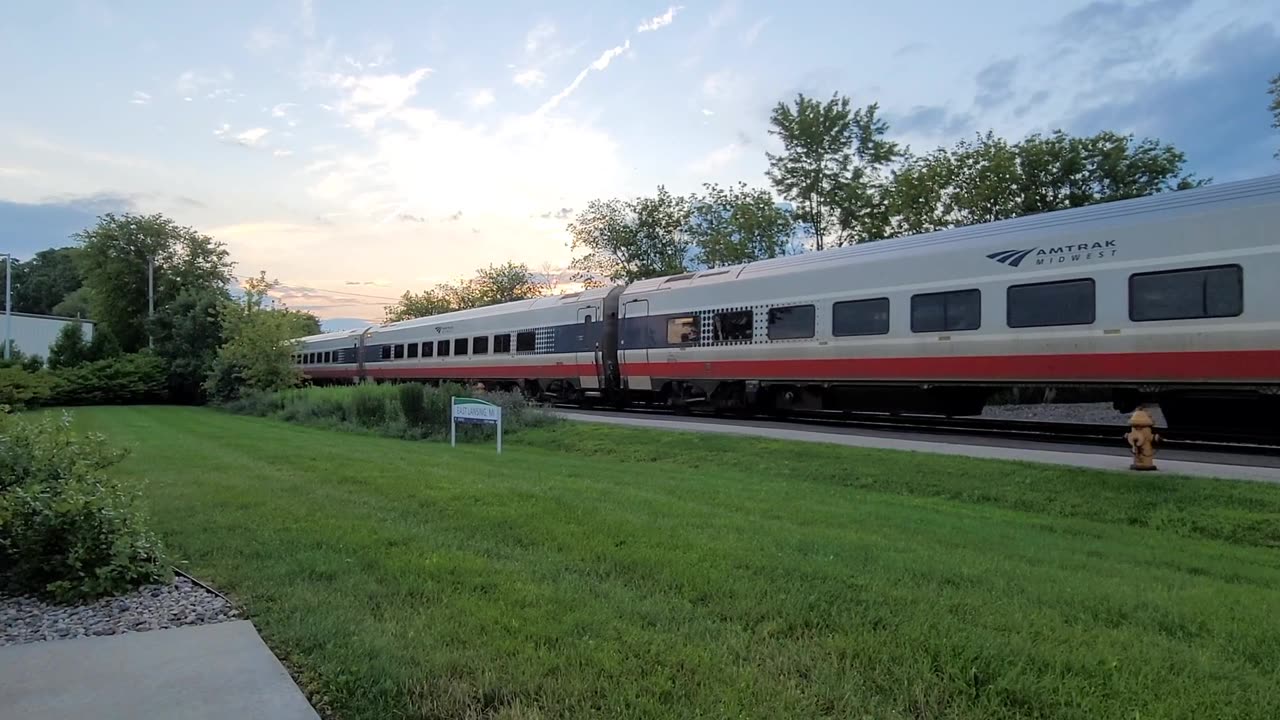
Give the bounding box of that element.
[393,344,405,359]
[833,298,890,336]
[380,345,392,360]
[713,310,753,342]
[666,317,700,344]
[407,343,419,359]
[437,339,450,357]
[473,336,489,354]
[422,341,433,358]
[516,331,536,352]
[911,289,981,333]
[323,351,331,363]
[493,333,511,353]
[767,305,815,340]
[1007,279,1095,328]
[454,337,469,355]
[1129,265,1243,321]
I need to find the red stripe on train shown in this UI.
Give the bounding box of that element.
[625,349,1280,381]
[302,349,1280,382]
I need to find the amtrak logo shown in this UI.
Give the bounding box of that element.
[986,248,1037,267]
[987,240,1118,268]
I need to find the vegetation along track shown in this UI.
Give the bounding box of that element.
[555,403,1280,458]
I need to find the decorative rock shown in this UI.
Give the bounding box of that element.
[0,575,239,647]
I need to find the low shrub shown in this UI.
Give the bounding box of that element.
[0,353,168,410]
[224,382,558,441]
[50,354,168,406]
[0,409,169,601]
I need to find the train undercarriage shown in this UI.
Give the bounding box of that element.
[313,373,1280,438]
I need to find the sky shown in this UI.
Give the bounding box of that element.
[1,0,1278,329]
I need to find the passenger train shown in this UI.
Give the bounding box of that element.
[295,173,1280,433]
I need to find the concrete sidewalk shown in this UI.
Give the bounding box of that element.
[0,620,320,720]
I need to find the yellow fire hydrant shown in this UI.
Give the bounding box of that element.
[1124,407,1160,471]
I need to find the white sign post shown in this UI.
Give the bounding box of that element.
[451,397,503,453]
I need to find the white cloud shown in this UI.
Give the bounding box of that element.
[536,41,629,116]
[687,142,742,175]
[701,70,742,100]
[512,69,546,88]
[273,149,294,158]
[328,68,432,130]
[525,21,555,53]
[130,91,151,105]
[701,108,715,116]
[177,69,233,96]
[638,6,683,33]
[214,124,270,148]
[271,102,298,118]
[466,89,496,109]
[236,128,270,146]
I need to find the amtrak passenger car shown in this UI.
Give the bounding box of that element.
[295,173,1280,432]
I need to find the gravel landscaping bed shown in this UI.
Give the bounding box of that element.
[982,401,1166,426]
[0,574,239,646]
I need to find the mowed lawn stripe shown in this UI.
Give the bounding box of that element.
[72,406,1280,720]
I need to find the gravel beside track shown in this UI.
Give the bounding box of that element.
[981,401,1166,426]
[0,575,238,647]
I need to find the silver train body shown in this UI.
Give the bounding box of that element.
[296,174,1280,430]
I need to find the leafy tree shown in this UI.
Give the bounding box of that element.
[10,248,84,316]
[47,322,90,370]
[470,262,546,307]
[766,94,902,249]
[204,273,319,401]
[567,187,692,283]
[1268,72,1279,158]
[86,326,121,362]
[688,182,796,267]
[148,287,227,402]
[52,287,93,319]
[386,288,458,323]
[74,213,234,353]
[384,263,546,323]
[885,129,1205,236]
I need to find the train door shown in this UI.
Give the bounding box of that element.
[576,304,601,389]
[620,299,652,391]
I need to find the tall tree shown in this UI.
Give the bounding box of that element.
[10,248,84,316]
[1268,72,1279,158]
[204,273,319,401]
[74,213,234,353]
[46,323,89,370]
[567,187,692,283]
[687,182,796,267]
[148,287,227,403]
[767,94,902,249]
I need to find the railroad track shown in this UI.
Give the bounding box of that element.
[552,403,1280,456]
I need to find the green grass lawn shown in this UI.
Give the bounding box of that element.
[71,406,1280,720]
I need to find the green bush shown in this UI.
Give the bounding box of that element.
[0,409,169,601]
[0,353,167,410]
[398,383,428,427]
[49,354,168,406]
[224,382,557,441]
[0,367,56,408]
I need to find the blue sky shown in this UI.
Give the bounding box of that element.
[1,0,1277,325]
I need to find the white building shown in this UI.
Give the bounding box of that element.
[3,312,95,360]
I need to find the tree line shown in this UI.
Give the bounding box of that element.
[5,213,319,403]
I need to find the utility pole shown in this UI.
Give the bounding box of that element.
[3,254,10,361]
[147,255,155,349]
